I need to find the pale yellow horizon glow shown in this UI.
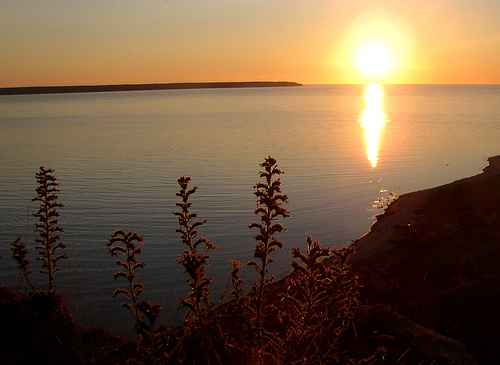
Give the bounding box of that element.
[0,1,499,87]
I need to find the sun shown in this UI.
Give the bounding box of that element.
[356,42,393,78]
[336,11,414,83]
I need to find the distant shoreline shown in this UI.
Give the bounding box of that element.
[0,81,302,96]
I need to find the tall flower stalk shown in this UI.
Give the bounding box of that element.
[32,167,66,294]
[248,156,290,354]
[174,176,217,315]
[107,230,145,319]
[174,176,221,364]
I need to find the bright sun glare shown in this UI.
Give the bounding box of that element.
[361,83,386,167]
[356,43,393,78]
[344,11,413,83]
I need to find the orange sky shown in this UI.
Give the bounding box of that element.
[1,0,499,87]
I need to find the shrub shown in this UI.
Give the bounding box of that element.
[11,237,38,293]
[279,236,360,363]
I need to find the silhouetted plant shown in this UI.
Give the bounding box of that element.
[10,237,39,293]
[33,167,67,294]
[10,167,66,294]
[107,230,169,364]
[32,166,68,294]
[248,156,290,342]
[133,300,174,364]
[174,176,218,314]
[228,259,244,300]
[279,236,361,363]
[174,176,220,364]
[107,229,146,319]
[248,155,290,357]
[218,258,254,361]
[5,160,391,364]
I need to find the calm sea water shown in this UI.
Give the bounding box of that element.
[0,84,498,333]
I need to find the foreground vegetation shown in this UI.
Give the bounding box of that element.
[5,159,387,364]
[4,156,487,364]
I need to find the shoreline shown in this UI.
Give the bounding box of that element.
[0,81,302,96]
[351,155,500,261]
[264,157,500,363]
[346,155,500,363]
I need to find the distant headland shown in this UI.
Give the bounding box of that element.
[0,81,302,96]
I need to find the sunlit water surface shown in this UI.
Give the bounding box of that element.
[0,84,498,333]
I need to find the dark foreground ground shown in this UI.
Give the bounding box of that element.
[348,156,500,364]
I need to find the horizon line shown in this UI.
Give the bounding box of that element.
[1,81,498,95]
[0,81,303,96]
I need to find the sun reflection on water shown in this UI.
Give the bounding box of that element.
[360,83,386,167]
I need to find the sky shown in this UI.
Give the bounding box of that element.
[1,0,499,87]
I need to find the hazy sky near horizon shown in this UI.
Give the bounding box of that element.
[1,0,499,87]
